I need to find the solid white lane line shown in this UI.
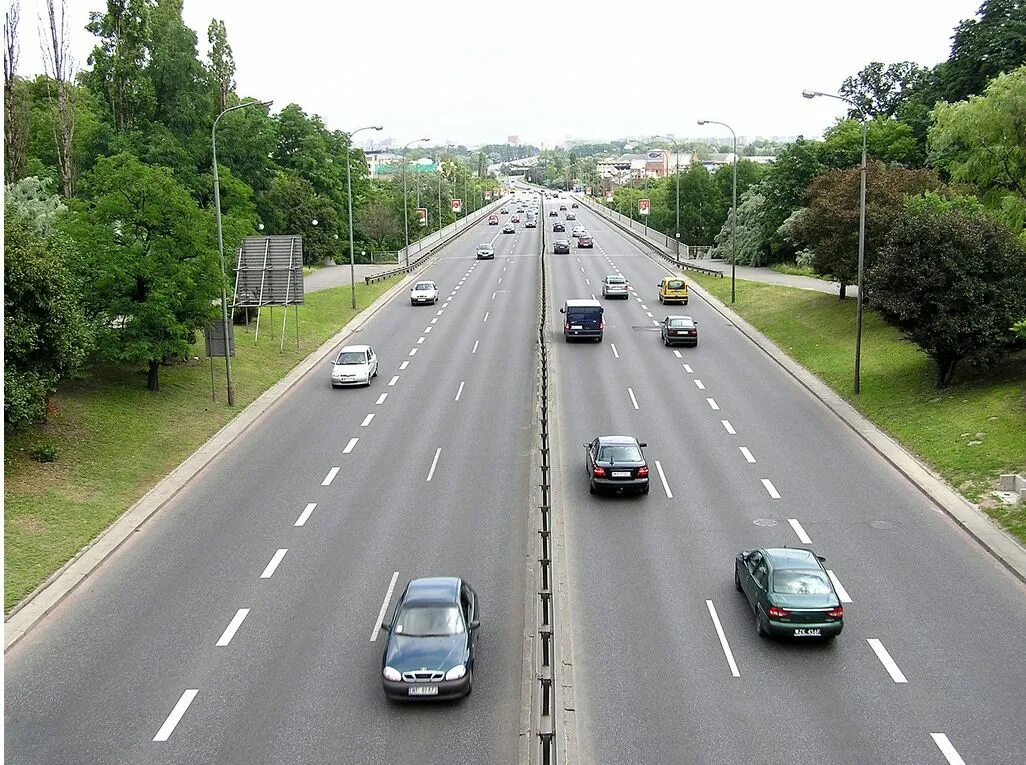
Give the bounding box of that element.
[416,336,425,344]
[152,689,199,741]
[610,343,619,359]
[761,479,782,500]
[483,311,490,322]
[721,419,735,434]
[706,398,719,410]
[216,608,250,647]
[376,393,388,405]
[436,309,443,316]
[673,350,682,358]
[295,502,316,526]
[343,437,359,454]
[655,461,673,498]
[826,570,852,603]
[426,448,441,482]
[455,381,465,401]
[787,521,812,546]
[694,379,706,390]
[361,413,374,427]
[388,375,399,386]
[867,638,908,683]
[371,571,400,642]
[705,600,741,678]
[408,348,418,356]
[628,388,639,410]
[399,361,409,370]
[930,734,966,765]
[321,467,340,486]
[739,446,756,463]
[260,549,287,579]
[684,364,693,373]
[472,340,479,354]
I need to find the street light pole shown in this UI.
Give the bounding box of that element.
[655,135,682,258]
[697,120,737,302]
[346,124,383,310]
[212,98,272,406]
[803,89,868,394]
[402,137,430,267]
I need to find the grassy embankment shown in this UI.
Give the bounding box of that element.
[4,278,398,611]
[688,272,1026,544]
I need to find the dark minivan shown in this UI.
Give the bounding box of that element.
[561,299,604,342]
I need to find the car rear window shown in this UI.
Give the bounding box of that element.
[772,570,832,595]
[666,280,686,290]
[598,445,642,462]
[668,318,692,328]
[607,277,625,284]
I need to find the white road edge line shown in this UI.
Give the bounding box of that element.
[361,413,374,427]
[215,608,250,647]
[321,467,340,486]
[610,343,619,359]
[721,419,735,434]
[930,734,966,765]
[152,689,199,742]
[867,638,908,683]
[343,437,359,454]
[426,448,442,482]
[628,387,639,410]
[739,447,756,463]
[455,381,465,401]
[655,460,673,499]
[705,600,741,678]
[294,502,316,526]
[826,570,852,603]
[260,549,287,579]
[371,571,400,642]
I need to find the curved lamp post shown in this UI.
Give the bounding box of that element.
[346,125,383,308]
[697,119,738,303]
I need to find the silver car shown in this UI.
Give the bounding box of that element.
[410,280,439,305]
[477,243,495,259]
[601,274,629,299]
[331,344,379,387]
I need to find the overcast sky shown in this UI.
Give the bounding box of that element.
[18,0,979,148]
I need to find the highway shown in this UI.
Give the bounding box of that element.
[547,195,1026,764]
[4,202,539,764]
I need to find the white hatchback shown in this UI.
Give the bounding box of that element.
[331,344,378,387]
[410,280,439,305]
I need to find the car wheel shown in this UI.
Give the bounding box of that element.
[658,296,663,304]
[464,668,474,697]
[756,610,770,638]
[589,481,597,495]
[662,335,668,346]
[734,567,742,592]
[641,485,649,495]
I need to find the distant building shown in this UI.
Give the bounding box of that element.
[366,153,439,177]
[596,151,695,187]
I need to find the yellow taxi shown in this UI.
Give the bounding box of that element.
[657,276,689,305]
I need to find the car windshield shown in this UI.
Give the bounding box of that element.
[395,605,465,637]
[598,445,642,462]
[414,283,434,291]
[772,570,832,595]
[667,280,685,289]
[336,352,366,364]
[668,319,692,328]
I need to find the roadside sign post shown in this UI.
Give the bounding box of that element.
[639,198,651,236]
[415,207,427,226]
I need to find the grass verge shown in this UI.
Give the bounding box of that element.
[769,262,830,280]
[3,277,398,612]
[688,272,1026,545]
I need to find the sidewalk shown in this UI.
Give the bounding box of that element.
[304,262,399,294]
[687,258,857,297]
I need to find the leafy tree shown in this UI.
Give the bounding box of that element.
[146,0,211,140]
[4,176,67,234]
[85,0,155,133]
[260,171,337,264]
[869,202,1026,386]
[821,117,922,168]
[4,205,93,427]
[791,160,939,298]
[357,197,403,252]
[206,18,234,113]
[68,152,220,391]
[712,189,770,266]
[712,159,766,208]
[759,137,824,259]
[4,1,29,182]
[929,66,1026,242]
[839,61,931,119]
[943,0,1026,103]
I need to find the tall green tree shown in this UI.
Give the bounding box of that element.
[839,61,931,119]
[943,0,1026,103]
[206,18,234,114]
[261,171,337,264]
[69,152,220,391]
[821,117,922,168]
[759,136,824,259]
[146,0,210,140]
[85,0,155,133]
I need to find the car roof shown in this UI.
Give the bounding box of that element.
[596,435,640,446]
[565,298,602,307]
[339,344,370,352]
[763,548,821,568]
[404,577,461,604]
[665,315,694,322]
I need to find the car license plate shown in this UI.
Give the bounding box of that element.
[408,685,439,696]
[612,471,631,478]
[794,628,821,637]
[571,325,582,330]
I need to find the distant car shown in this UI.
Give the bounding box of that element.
[735,548,844,640]
[511,214,521,223]
[553,239,571,254]
[601,274,629,299]
[330,344,378,387]
[553,222,566,232]
[525,219,537,228]
[380,577,480,700]
[571,226,586,238]
[500,208,509,214]
[487,214,499,225]
[585,436,649,495]
[660,315,699,346]
[503,223,515,233]
[577,235,593,248]
[549,210,559,217]
[410,280,438,305]
[477,243,495,259]
[565,213,576,221]
[571,202,579,208]
[559,204,567,211]
[516,208,525,214]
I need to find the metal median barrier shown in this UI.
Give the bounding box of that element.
[575,195,724,278]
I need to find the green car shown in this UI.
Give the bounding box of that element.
[734,547,844,640]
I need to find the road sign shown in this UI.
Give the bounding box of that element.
[452,199,462,213]
[585,186,592,195]
[415,207,427,226]
[639,198,651,216]
[484,190,492,200]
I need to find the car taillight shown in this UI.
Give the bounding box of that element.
[600,320,605,330]
[565,323,571,331]
[767,606,791,619]
[592,466,606,477]
[827,606,844,619]
[637,466,649,478]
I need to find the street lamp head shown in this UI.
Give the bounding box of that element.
[697,119,708,125]
[311,219,318,226]
[372,126,383,131]
[802,89,818,100]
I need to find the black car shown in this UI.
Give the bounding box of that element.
[735,548,844,640]
[553,222,566,232]
[660,315,699,347]
[549,210,559,217]
[561,298,603,341]
[571,202,579,208]
[553,239,571,254]
[585,436,649,495]
[381,577,479,700]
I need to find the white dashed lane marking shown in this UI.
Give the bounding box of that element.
[260,549,287,579]
[294,503,316,526]
[343,437,359,454]
[215,608,250,647]
[930,734,966,765]
[361,414,374,427]
[152,689,198,742]
[721,420,735,434]
[399,361,409,370]
[867,639,908,683]
[426,448,442,482]
[628,388,639,410]
[827,570,852,603]
[706,398,719,410]
[321,467,340,486]
[762,479,782,500]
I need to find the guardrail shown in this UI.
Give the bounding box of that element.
[574,195,724,278]
[365,196,507,284]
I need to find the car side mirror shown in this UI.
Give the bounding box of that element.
[468,620,480,631]
[817,555,827,563]
[583,442,590,448]
[638,442,648,448]
[560,307,566,313]
[380,622,391,632]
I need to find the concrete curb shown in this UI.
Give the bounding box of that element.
[4,198,508,651]
[577,194,1026,586]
